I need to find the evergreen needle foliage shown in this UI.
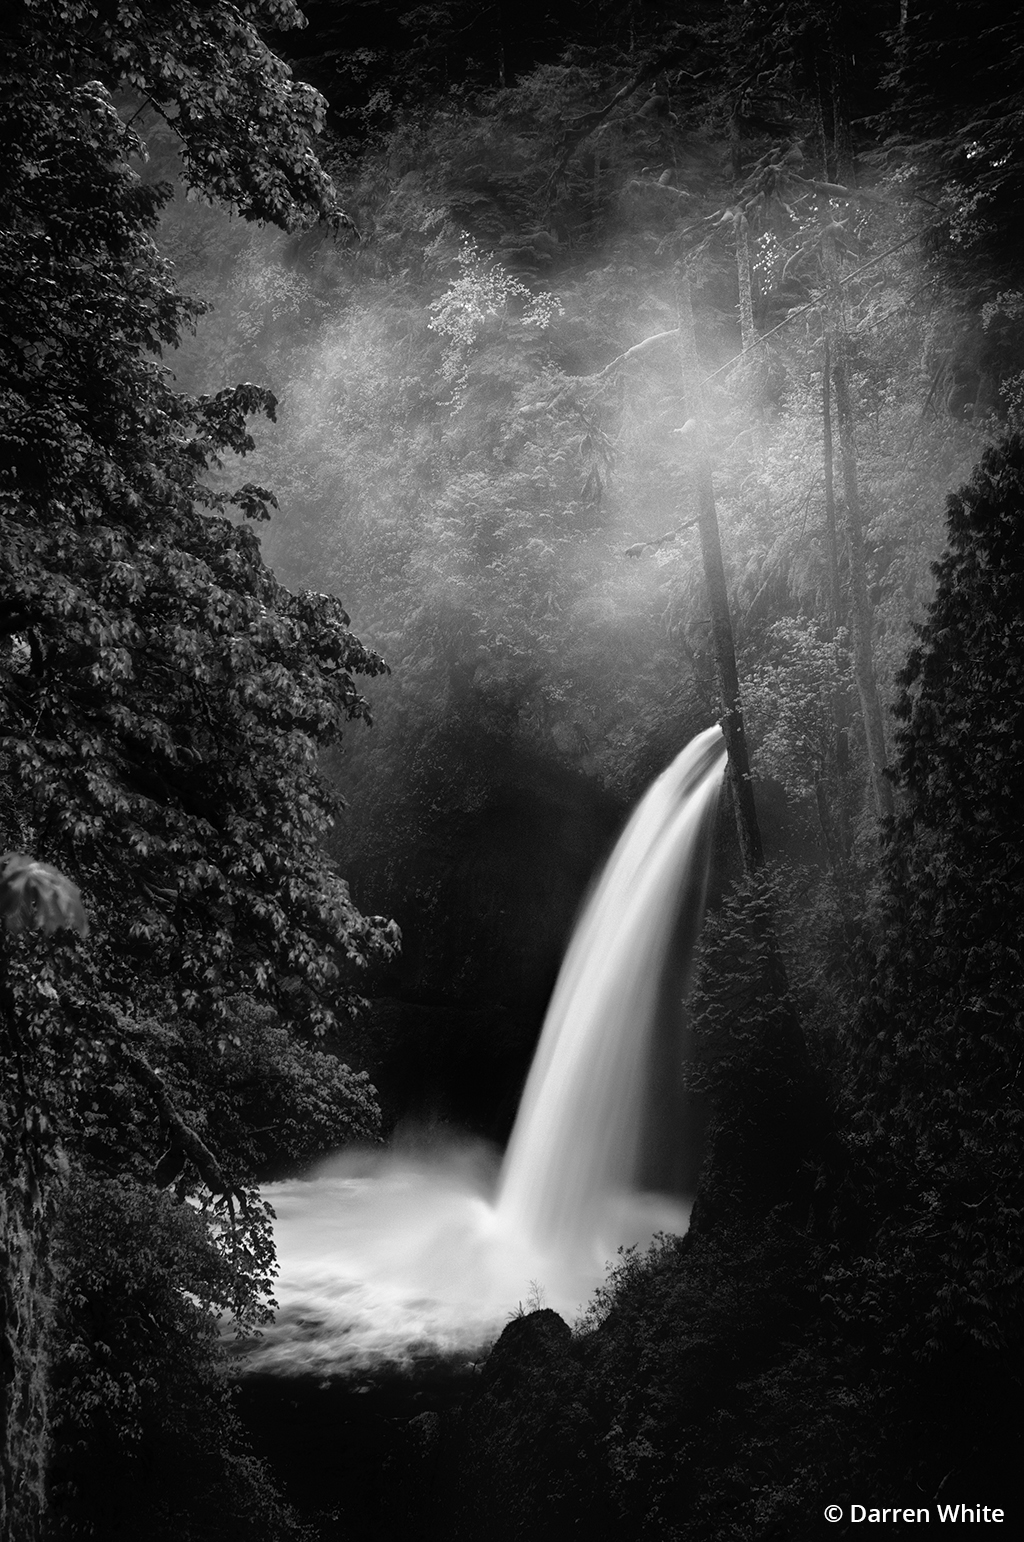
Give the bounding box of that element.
[440,437,1024,1538]
[6,0,1024,1535]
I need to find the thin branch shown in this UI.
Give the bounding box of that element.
[790,173,888,206]
[548,40,707,183]
[698,225,938,387]
[123,94,163,131]
[852,272,944,332]
[584,226,937,391]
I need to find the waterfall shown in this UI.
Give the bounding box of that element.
[255,726,727,1374]
[496,725,726,1264]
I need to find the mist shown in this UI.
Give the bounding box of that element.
[151,85,988,1155]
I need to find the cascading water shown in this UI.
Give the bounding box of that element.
[495,725,726,1265]
[248,727,726,1375]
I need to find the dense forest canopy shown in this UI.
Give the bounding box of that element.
[3,0,1024,1537]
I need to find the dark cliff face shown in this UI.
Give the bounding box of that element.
[333,746,625,1141]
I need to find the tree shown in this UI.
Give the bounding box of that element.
[48,1174,316,1541]
[851,435,1024,1325]
[676,276,765,872]
[1,5,396,1531]
[833,435,1024,1497]
[0,864,90,1542]
[819,216,894,819]
[886,0,1024,307]
[0,62,397,1033]
[427,437,1024,1542]
[2,0,345,230]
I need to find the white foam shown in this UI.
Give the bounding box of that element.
[246,729,725,1376]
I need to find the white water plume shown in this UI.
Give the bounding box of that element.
[248,727,726,1376]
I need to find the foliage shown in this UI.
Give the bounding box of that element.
[4,0,343,230]
[228,7,1024,1536]
[447,1222,865,1542]
[49,1174,316,1541]
[1,8,397,1046]
[443,1307,600,1542]
[428,236,563,403]
[199,994,381,1176]
[886,0,1024,301]
[743,618,846,796]
[438,436,1024,1538]
[0,4,396,1534]
[839,436,1024,1372]
[6,0,1023,1532]
[139,0,1011,1189]
[686,873,820,1224]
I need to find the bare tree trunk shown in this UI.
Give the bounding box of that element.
[821,334,844,637]
[678,275,764,873]
[820,230,894,821]
[831,342,894,820]
[734,210,768,464]
[735,212,757,352]
[821,334,852,847]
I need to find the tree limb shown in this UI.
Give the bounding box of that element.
[122,1050,230,1198]
[585,224,931,391]
[593,327,681,379]
[549,38,706,182]
[623,516,699,557]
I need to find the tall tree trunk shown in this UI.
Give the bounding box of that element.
[821,334,844,638]
[673,287,822,1237]
[678,274,764,873]
[820,221,894,820]
[828,23,854,183]
[821,335,852,829]
[735,212,757,353]
[734,209,767,463]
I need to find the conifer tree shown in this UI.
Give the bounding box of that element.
[838,436,1024,1493]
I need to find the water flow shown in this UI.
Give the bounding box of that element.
[496,724,726,1265]
[250,728,726,1376]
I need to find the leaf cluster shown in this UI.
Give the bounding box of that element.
[1,10,396,1533]
[49,1173,316,1541]
[5,0,342,230]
